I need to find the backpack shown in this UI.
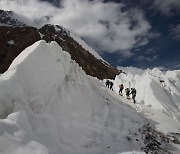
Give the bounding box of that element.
[132,88,136,94]
[119,84,124,89]
[125,88,130,93]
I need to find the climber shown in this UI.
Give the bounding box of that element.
[109,81,114,91]
[125,88,130,99]
[130,88,137,104]
[105,80,110,88]
[119,84,124,95]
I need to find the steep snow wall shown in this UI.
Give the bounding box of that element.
[0,40,147,154]
[114,68,180,121]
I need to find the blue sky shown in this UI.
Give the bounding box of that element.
[102,0,180,70]
[0,0,180,70]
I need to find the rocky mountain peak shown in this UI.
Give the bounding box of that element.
[0,10,26,27]
[0,10,120,79]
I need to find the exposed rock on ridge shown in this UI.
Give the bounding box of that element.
[39,24,120,79]
[0,26,41,73]
[0,10,119,79]
[0,10,26,27]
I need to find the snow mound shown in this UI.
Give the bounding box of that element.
[0,110,48,154]
[0,40,148,154]
[114,67,180,121]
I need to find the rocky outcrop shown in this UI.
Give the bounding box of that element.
[140,124,180,153]
[0,10,119,79]
[0,26,41,73]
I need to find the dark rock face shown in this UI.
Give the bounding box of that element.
[0,10,119,79]
[0,26,41,73]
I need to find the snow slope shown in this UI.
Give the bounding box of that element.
[70,32,104,61]
[0,40,151,154]
[113,67,180,121]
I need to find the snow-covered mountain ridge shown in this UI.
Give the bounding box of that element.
[0,9,26,27]
[0,9,119,80]
[0,40,180,154]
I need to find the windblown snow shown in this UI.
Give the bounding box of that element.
[0,40,180,154]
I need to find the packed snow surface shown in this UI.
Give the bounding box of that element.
[0,40,180,154]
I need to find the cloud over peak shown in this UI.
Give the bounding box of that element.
[0,0,158,58]
[53,0,155,54]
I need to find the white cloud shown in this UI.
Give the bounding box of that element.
[0,0,156,58]
[153,0,180,14]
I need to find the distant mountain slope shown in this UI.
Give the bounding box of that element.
[0,10,26,27]
[0,10,119,79]
[0,9,35,27]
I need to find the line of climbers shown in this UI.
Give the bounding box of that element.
[105,80,137,104]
